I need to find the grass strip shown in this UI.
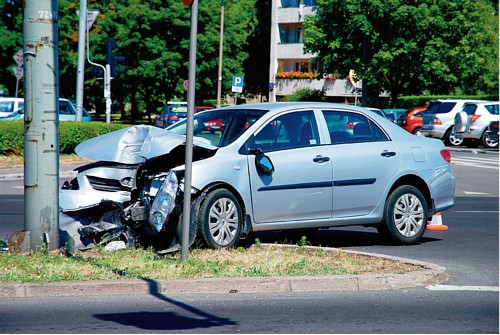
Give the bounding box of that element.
[0,242,420,283]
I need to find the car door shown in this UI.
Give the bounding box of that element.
[247,110,333,223]
[322,110,401,218]
[59,100,76,121]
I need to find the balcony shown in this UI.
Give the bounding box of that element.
[275,78,361,97]
[277,6,316,23]
[277,43,314,59]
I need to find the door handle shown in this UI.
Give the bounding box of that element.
[381,150,396,157]
[313,155,330,163]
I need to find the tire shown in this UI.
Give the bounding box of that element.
[444,127,463,146]
[411,127,422,136]
[377,185,428,245]
[197,188,243,249]
[482,130,498,148]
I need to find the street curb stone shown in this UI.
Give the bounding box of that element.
[0,245,449,298]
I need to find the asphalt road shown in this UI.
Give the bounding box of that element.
[0,149,498,333]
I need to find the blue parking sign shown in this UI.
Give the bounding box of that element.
[232,75,244,93]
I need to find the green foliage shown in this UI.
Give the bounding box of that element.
[0,121,128,156]
[2,1,261,121]
[303,0,499,106]
[283,88,326,102]
[0,121,24,155]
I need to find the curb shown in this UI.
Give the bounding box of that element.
[0,245,448,298]
[0,170,77,181]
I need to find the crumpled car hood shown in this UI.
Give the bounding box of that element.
[75,125,217,164]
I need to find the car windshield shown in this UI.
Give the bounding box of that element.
[167,108,268,147]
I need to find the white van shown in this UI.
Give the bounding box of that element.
[0,97,24,117]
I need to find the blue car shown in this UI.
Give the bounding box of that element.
[61,102,455,251]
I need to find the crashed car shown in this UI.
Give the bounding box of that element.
[60,102,455,252]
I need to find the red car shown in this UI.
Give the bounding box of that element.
[397,107,426,135]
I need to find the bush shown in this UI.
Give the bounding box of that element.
[398,95,499,109]
[284,88,326,102]
[0,121,129,156]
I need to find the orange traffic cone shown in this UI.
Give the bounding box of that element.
[426,212,448,231]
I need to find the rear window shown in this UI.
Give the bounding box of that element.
[427,102,456,114]
[485,104,499,116]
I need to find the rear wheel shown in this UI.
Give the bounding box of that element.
[482,130,498,148]
[197,188,243,249]
[412,127,422,136]
[445,128,463,146]
[377,185,428,245]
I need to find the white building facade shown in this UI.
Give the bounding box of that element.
[269,0,361,102]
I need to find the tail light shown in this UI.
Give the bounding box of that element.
[440,149,451,163]
[169,115,179,121]
[433,117,442,125]
[346,121,355,129]
[470,114,481,124]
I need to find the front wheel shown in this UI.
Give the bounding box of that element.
[412,127,422,136]
[197,188,243,249]
[377,185,428,245]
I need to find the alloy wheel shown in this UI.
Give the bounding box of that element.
[393,194,425,238]
[208,197,239,246]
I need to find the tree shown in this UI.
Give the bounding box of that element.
[303,0,499,106]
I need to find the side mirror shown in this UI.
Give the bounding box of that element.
[454,111,468,134]
[252,148,274,176]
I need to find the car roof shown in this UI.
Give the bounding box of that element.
[463,101,499,105]
[217,102,374,115]
[0,97,24,101]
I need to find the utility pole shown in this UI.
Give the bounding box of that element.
[182,0,199,262]
[22,0,60,252]
[75,0,87,121]
[216,0,224,108]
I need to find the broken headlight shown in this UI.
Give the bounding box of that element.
[149,171,178,232]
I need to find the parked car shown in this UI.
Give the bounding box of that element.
[154,103,214,128]
[397,107,426,135]
[0,97,24,117]
[59,102,455,252]
[0,98,91,122]
[453,102,499,148]
[383,108,406,121]
[420,99,488,146]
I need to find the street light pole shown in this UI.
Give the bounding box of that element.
[216,0,225,108]
[75,0,87,122]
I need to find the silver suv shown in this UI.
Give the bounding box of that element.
[420,99,488,146]
[454,101,499,148]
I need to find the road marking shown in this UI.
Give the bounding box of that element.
[463,191,491,195]
[451,157,499,170]
[455,210,499,213]
[426,285,499,292]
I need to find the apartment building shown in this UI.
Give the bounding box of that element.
[268,0,361,102]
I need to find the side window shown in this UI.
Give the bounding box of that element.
[254,110,319,152]
[322,110,388,144]
[485,104,499,116]
[59,101,74,115]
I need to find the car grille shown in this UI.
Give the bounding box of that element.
[87,175,131,192]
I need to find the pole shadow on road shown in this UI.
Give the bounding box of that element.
[93,278,237,331]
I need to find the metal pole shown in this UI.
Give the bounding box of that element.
[23,0,59,252]
[182,0,199,262]
[105,64,111,124]
[15,78,20,98]
[216,0,224,108]
[75,0,87,121]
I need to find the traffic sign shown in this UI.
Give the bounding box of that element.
[13,49,23,67]
[12,66,23,80]
[76,9,99,31]
[232,75,244,93]
[183,79,189,90]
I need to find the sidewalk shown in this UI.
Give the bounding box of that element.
[0,161,83,181]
